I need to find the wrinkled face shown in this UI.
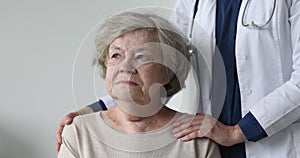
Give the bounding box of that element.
[105,31,168,105]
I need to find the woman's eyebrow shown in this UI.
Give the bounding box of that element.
[133,44,159,53]
[110,45,123,51]
[132,47,148,53]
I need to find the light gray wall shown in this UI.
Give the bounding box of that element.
[0,0,176,157]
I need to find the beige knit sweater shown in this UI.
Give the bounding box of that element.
[58,112,221,158]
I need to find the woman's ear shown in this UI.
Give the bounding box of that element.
[160,66,172,85]
[161,71,170,85]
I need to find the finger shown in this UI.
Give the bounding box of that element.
[172,122,190,134]
[172,117,205,133]
[56,125,64,144]
[173,125,201,138]
[173,113,205,127]
[64,117,73,125]
[56,112,78,144]
[172,117,193,127]
[64,112,78,125]
[56,142,62,153]
[172,121,201,133]
[180,132,199,141]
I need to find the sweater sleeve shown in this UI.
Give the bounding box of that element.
[57,124,79,158]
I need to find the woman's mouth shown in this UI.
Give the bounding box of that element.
[117,81,139,86]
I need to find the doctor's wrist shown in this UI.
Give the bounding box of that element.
[232,124,247,144]
[76,106,94,115]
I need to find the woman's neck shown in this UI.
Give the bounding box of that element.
[103,105,177,133]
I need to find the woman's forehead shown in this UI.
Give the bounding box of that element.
[110,30,158,49]
[122,29,157,41]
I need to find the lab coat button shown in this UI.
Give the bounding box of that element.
[237,54,247,61]
[247,154,257,158]
[245,89,252,95]
[242,54,247,60]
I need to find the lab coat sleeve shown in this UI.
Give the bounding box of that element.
[87,100,106,112]
[250,0,300,137]
[238,112,267,141]
[99,95,116,109]
[87,96,115,112]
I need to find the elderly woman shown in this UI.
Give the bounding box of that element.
[58,11,220,158]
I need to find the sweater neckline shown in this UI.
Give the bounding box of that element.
[86,111,184,152]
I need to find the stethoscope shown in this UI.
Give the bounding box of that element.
[188,0,200,79]
[189,0,277,32]
[241,0,277,28]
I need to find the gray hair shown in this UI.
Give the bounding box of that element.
[94,11,190,97]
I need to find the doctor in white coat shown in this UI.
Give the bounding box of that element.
[171,0,300,157]
[56,0,300,157]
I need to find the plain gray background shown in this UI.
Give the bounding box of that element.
[0,0,176,157]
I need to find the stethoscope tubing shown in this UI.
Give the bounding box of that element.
[241,0,276,28]
[190,0,276,30]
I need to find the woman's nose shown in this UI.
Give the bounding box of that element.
[119,58,137,74]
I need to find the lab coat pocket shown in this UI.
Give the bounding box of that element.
[291,122,300,157]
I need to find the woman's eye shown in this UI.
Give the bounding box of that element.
[136,55,145,60]
[111,53,121,59]
[136,54,150,62]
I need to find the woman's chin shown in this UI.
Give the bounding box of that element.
[112,87,147,101]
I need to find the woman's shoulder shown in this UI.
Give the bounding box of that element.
[62,112,101,136]
[194,137,221,158]
[73,112,101,125]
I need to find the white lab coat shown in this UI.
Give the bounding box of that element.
[174,0,300,157]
